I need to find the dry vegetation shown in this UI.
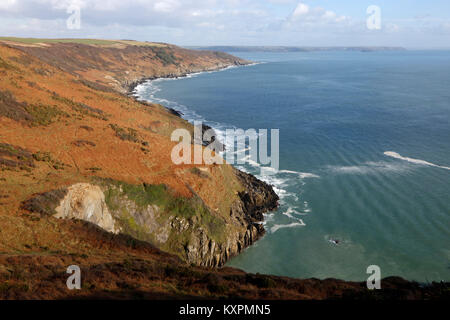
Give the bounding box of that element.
[0,39,447,300]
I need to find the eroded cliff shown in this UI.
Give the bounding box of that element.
[0,38,276,268]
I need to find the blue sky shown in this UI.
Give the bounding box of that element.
[0,1,449,48]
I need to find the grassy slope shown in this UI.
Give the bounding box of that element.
[1,38,249,94]
[0,41,243,259]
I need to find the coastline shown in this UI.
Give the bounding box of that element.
[0,38,449,299]
[1,38,276,268]
[126,62,255,97]
[130,64,244,148]
[130,62,281,267]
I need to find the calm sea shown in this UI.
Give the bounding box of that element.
[135,50,450,282]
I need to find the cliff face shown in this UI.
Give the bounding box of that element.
[24,170,278,267]
[182,170,279,267]
[0,39,275,268]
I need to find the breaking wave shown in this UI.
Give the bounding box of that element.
[328,161,409,175]
[135,66,316,235]
[384,151,450,171]
[271,221,306,233]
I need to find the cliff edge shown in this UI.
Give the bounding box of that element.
[0,38,275,268]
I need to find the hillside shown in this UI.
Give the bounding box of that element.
[0,38,447,300]
[0,38,276,268]
[0,38,249,93]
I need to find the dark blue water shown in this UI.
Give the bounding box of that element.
[136,51,450,282]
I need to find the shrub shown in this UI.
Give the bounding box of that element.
[246,274,277,289]
[20,188,68,216]
[0,143,35,171]
[32,151,67,170]
[190,167,209,179]
[109,124,140,143]
[72,140,96,147]
[151,47,178,66]
[24,103,68,126]
[51,93,108,120]
[79,125,94,132]
[0,90,32,122]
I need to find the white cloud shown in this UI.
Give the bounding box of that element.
[322,10,336,20]
[292,3,308,17]
[0,0,17,10]
[153,0,180,13]
[0,0,449,47]
[287,2,349,28]
[385,23,400,33]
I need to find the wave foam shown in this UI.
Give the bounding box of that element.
[283,207,307,218]
[271,221,305,233]
[384,151,450,170]
[279,170,320,179]
[135,66,314,235]
[328,161,408,175]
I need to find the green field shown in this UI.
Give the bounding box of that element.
[0,37,167,47]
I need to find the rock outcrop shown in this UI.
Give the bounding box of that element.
[183,169,279,267]
[30,172,278,268]
[96,173,278,267]
[54,183,119,234]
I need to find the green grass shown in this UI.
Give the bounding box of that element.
[104,181,201,219]
[117,211,155,245]
[101,179,227,249]
[0,37,168,47]
[0,37,118,45]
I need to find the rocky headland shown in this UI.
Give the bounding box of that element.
[0,38,277,269]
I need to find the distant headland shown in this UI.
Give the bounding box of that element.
[188,46,406,53]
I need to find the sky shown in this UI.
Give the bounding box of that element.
[0,0,450,48]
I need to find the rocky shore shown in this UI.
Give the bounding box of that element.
[126,61,250,96]
[184,169,279,267]
[125,64,279,267]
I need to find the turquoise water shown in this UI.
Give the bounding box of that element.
[136,51,450,282]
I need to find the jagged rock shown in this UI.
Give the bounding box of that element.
[181,168,279,267]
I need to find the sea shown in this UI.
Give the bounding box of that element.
[135,50,450,282]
